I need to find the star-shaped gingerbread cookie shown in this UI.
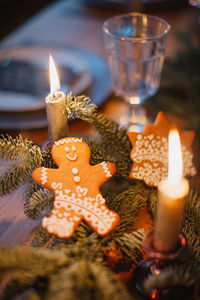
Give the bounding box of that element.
[32,137,120,239]
[128,111,196,187]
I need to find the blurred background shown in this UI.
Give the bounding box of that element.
[0,0,189,42]
[0,0,55,41]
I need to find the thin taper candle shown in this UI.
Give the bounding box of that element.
[154,128,189,253]
[45,55,68,144]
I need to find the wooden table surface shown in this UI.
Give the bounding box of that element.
[0,0,199,245]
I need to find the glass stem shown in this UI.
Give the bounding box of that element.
[128,103,147,132]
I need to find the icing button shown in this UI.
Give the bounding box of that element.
[74,176,80,183]
[72,168,78,175]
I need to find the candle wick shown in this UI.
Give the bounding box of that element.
[50,91,57,98]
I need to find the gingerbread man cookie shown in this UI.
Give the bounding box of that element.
[128,112,196,187]
[32,137,120,239]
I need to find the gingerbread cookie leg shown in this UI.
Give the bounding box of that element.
[42,199,81,239]
[83,194,120,237]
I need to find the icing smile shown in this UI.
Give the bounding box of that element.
[66,154,78,161]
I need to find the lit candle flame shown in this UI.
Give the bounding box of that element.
[49,54,60,96]
[168,128,183,184]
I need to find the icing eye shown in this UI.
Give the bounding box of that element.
[65,147,69,152]
[72,146,76,151]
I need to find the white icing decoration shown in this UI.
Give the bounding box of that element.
[74,176,80,183]
[54,138,82,146]
[100,161,112,177]
[64,212,70,217]
[76,185,87,196]
[51,182,63,190]
[131,134,197,187]
[66,154,78,161]
[65,146,69,152]
[72,168,78,175]
[42,185,118,238]
[42,216,74,238]
[72,145,76,151]
[41,167,48,184]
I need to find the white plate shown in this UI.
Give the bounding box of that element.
[0,46,92,112]
[0,44,111,129]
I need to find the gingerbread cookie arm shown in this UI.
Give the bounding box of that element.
[91,161,116,185]
[32,167,59,190]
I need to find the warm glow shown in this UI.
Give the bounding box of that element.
[168,128,183,183]
[49,54,60,95]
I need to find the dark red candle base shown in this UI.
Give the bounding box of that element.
[131,229,189,300]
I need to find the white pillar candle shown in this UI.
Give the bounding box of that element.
[45,55,68,144]
[154,128,189,253]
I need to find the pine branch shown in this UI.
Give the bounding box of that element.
[0,136,42,196]
[0,246,70,288]
[102,183,149,240]
[58,233,105,263]
[192,133,200,175]
[88,113,132,179]
[90,140,131,179]
[100,177,133,202]
[72,222,93,243]
[23,291,42,300]
[0,162,35,196]
[0,135,42,163]
[66,93,97,120]
[66,95,132,176]
[90,113,131,159]
[147,188,157,222]
[108,229,144,272]
[90,140,116,166]
[144,264,198,292]
[24,182,54,220]
[45,260,133,300]
[182,226,200,264]
[184,188,200,235]
[0,280,30,300]
[41,144,56,168]
[31,226,54,248]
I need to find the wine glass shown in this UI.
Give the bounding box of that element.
[103,13,170,132]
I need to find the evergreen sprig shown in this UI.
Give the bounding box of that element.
[102,183,149,240]
[144,264,197,292]
[184,188,200,235]
[0,135,42,196]
[41,144,56,168]
[44,260,133,300]
[31,226,54,248]
[24,185,54,220]
[65,95,132,178]
[107,229,144,272]
[66,93,97,120]
[90,113,131,160]
[0,230,143,300]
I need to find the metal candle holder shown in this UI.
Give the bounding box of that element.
[132,229,188,300]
